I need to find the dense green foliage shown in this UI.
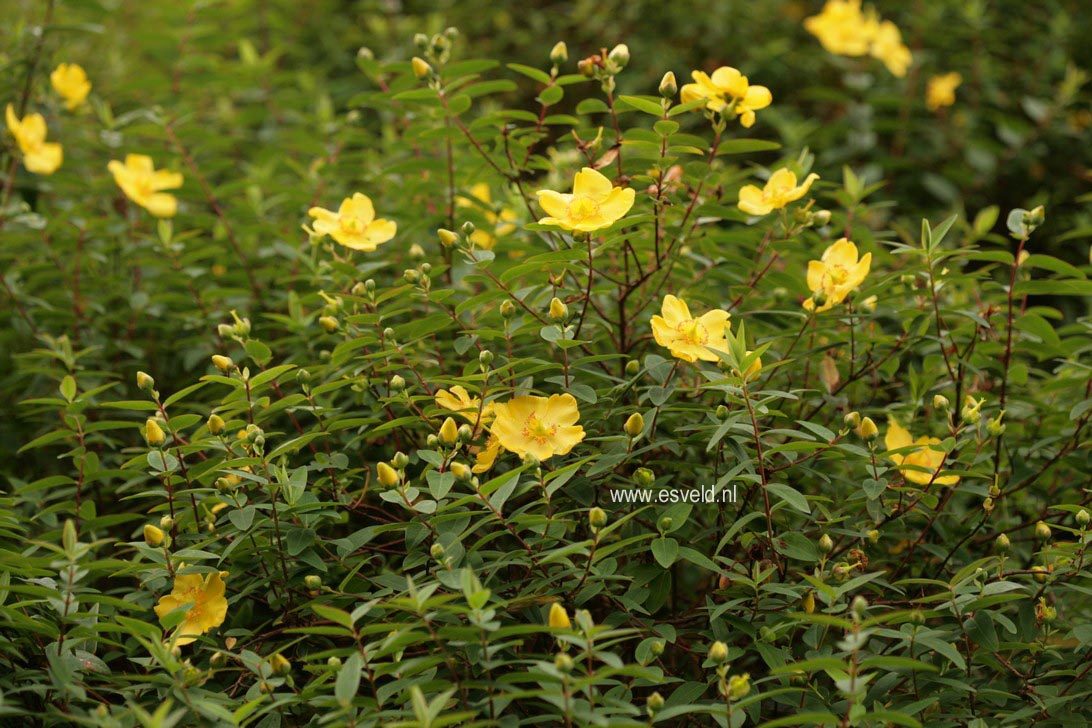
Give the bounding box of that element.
[1,1,1091,726]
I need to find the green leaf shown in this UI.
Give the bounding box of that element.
[651,537,679,568]
[766,483,810,514]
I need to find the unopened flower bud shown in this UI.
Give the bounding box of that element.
[716,404,729,419]
[304,575,322,591]
[624,412,644,437]
[499,300,516,318]
[812,209,832,225]
[554,652,574,672]
[708,640,728,664]
[995,533,1011,552]
[818,533,834,553]
[319,315,339,332]
[144,418,166,446]
[843,411,861,428]
[411,56,431,79]
[389,375,406,392]
[625,359,640,376]
[635,467,655,487]
[589,506,607,530]
[212,354,234,372]
[439,417,459,445]
[143,524,165,546]
[577,58,596,78]
[650,640,665,657]
[479,349,494,367]
[866,529,880,543]
[909,609,925,626]
[856,416,878,441]
[658,71,677,98]
[451,462,471,481]
[436,228,458,247]
[549,41,568,66]
[457,424,473,442]
[376,462,400,487]
[207,414,225,434]
[851,595,868,618]
[647,691,665,714]
[392,451,409,469]
[136,371,155,391]
[461,221,476,236]
[1077,509,1090,526]
[269,653,291,675]
[1035,521,1052,541]
[430,542,446,560]
[548,602,571,629]
[933,394,950,411]
[159,515,175,531]
[327,656,341,669]
[608,44,630,69]
[657,515,673,532]
[549,297,568,322]
[803,591,816,614]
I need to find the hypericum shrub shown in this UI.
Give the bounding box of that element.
[2,2,1091,726]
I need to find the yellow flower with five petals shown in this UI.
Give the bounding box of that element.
[650,295,731,363]
[803,238,871,313]
[488,394,586,463]
[308,193,397,251]
[884,420,959,486]
[738,169,820,216]
[50,63,92,111]
[5,105,63,175]
[107,154,183,218]
[154,567,228,646]
[804,0,876,56]
[537,167,635,233]
[870,20,912,77]
[680,66,772,128]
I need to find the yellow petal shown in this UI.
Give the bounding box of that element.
[884,419,913,453]
[143,193,178,218]
[537,190,572,219]
[543,393,581,426]
[743,85,772,110]
[660,295,691,326]
[365,218,397,245]
[572,167,613,201]
[737,185,771,216]
[597,187,635,223]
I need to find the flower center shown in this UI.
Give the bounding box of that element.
[568,196,600,221]
[827,265,850,286]
[675,319,708,345]
[521,413,558,445]
[339,215,365,234]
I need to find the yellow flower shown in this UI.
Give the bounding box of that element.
[536,167,635,232]
[650,295,731,363]
[548,602,571,629]
[435,386,493,425]
[308,193,397,251]
[926,72,962,111]
[5,105,62,175]
[107,154,183,218]
[439,417,459,445]
[869,20,912,77]
[804,0,876,57]
[680,66,772,128]
[488,394,586,463]
[803,238,871,313]
[154,568,228,646]
[458,183,518,250]
[738,169,820,216]
[884,420,959,486]
[50,63,92,110]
